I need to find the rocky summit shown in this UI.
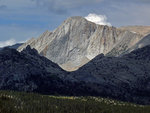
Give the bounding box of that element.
[18,16,143,71]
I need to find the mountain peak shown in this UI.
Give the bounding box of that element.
[66,16,86,21]
[62,16,92,26]
[18,16,143,71]
[60,16,90,28]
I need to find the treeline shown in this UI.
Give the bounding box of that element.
[0,90,150,113]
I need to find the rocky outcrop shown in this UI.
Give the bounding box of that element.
[18,16,143,71]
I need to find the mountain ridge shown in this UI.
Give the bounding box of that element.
[119,26,150,36]
[18,16,143,71]
[122,34,150,55]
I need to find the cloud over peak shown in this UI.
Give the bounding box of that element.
[85,13,111,26]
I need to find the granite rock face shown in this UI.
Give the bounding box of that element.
[106,31,143,56]
[18,16,143,71]
[18,31,53,54]
[122,34,150,55]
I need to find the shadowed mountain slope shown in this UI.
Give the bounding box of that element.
[1,45,150,104]
[69,45,150,104]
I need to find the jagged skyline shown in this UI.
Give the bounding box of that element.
[0,0,150,47]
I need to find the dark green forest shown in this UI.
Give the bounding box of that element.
[0,90,150,113]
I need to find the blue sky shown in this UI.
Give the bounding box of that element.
[0,0,150,47]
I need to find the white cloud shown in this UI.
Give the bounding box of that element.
[85,13,111,26]
[0,39,16,48]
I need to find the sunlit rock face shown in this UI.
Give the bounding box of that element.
[18,16,143,71]
[122,34,150,55]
